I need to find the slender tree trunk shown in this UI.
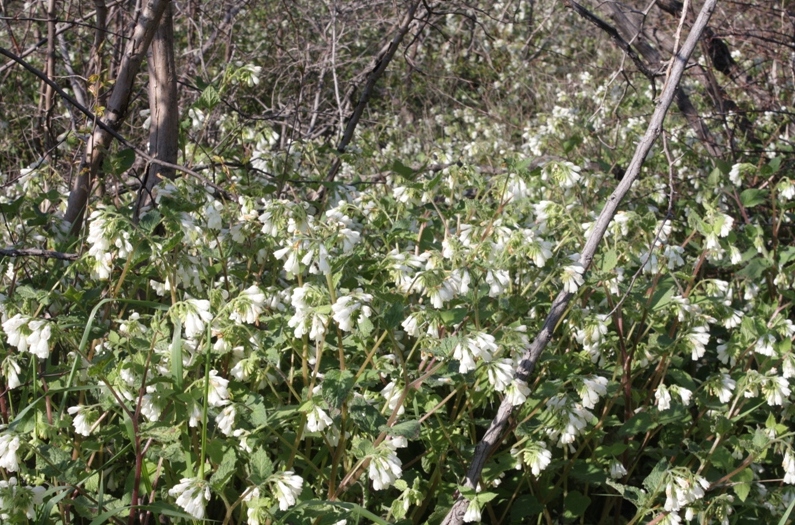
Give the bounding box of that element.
[134,1,178,221]
[64,0,170,232]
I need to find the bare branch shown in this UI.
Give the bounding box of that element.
[0,248,78,261]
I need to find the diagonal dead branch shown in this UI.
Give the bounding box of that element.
[440,0,718,523]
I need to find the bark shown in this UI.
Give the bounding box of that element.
[440,0,718,522]
[134,1,178,221]
[63,0,170,232]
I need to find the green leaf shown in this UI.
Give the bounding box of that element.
[606,480,647,506]
[198,84,220,109]
[619,411,656,437]
[348,399,387,435]
[357,315,374,336]
[249,449,273,485]
[391,160,416,178]
[649,282,675,311]
[103,148,135,175]
[140,423,181,443]
[740,188,768,208]
[563,490,590,519]
[139,210,162,234]
[322,369,355,409]
[642,459,669,493]
[384,420,421,440]
[600,249,618,272]
[732,467,754,502]
[210,446,237,491]
[439,308,468,325]
[510,494,544,522]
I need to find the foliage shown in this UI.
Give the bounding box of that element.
[1,1,795,524]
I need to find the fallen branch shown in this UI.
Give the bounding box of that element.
[440,0,718,522]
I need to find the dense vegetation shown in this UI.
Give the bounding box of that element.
[1,0,794,523]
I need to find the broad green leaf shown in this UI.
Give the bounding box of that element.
[732,467,754,502]
[563,490,590,519]
[249,449,273,484]
[384,420,421,440]
[198,84,220,109]
[740,188,767,208]
[210,446,237,491]
[322,369,355,409]
[391,160,416,178]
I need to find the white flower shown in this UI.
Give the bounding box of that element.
[207,370,230,407]
[381,381,405,416]
[676,386,692,406]
[332,291,373,332]
[216,405,236,436]
[663,474,709,512]
[561,264,585,294]
[0,434,20,471]
[545,396,594,446]
[485,270,511,297]
[243,486,262,525]
[687,325,710,360]
[723,309,743,329]
[305,405,333,433]
[463,498,483,522]
[369,446,403,490]
[513,442,552,476]
[655,384,672,411]
[578,376,608,409]
[230,286,266,324]
[3,314,52,359]
[609,459,628,479]
[140,392,163,422]
[168,477,210,520]
[0,477,46,519]
[453,332,497,373]
[274,243,302,276]
[506,380,530,406]
[755,334,776,356]
[784,450,795,484]
[182,299,212,339]
[272,471,303,510]
[2,357,21,390]
[486,359,514,392]
[401,313,423,337]
[710,373,736,403]
[779,178,795,200]
[67,405,95,436]
[763,375,790,406]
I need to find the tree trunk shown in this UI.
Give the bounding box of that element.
[134,1,178,221]
[64,0,170,232]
